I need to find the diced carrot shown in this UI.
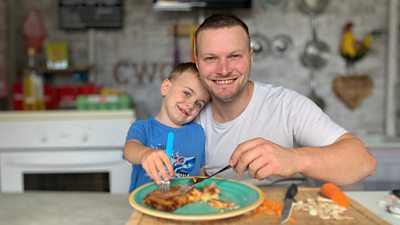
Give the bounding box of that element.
[287,214,297,224]
[253,197,296,223]
[320,182,350,207]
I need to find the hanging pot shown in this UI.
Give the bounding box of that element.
[271,34,293,58]
[300,18,330,70]
[250,33,271,62]
[297,0,330,16]
[259,0,288,11]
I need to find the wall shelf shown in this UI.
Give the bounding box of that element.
[37,66,92,75]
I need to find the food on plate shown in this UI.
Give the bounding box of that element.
[142,182,239,212]
[320,183,350,207]
[207,199,240,210]
[142,185,201,212]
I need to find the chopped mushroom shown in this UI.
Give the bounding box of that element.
[294,196,353,221]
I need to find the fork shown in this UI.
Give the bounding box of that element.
[159,180,170,192]
[158,132,174,192]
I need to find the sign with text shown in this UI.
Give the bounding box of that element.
[59,0,123,30]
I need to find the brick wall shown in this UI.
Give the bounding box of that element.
[7,0,398,136]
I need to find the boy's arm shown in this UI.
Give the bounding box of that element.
[124,139,175,184]
[123,139,153,164]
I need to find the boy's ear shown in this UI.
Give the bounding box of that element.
[160,78,171,97]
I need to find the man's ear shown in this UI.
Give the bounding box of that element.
[160,78,171,97]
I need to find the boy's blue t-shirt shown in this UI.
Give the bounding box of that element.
[125,116,206,193]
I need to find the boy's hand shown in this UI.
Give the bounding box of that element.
[141,149,175,185]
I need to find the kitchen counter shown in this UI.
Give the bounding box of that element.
[1,190,398,225]
[125,186,395,225]
[0,191,134,225]
[346,191,400,225]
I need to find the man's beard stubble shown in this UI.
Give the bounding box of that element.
[210,82,246,103]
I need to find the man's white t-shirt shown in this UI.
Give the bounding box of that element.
[196,82,347,185]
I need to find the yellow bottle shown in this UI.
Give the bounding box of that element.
[23,47,45,110]
[34,71,45,110]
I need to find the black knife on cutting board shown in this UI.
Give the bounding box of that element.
[278,183,298,224]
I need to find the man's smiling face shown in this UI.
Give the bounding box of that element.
[196,26,253,102]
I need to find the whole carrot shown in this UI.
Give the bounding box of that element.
[320,183,350,207]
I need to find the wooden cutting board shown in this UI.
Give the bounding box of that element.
[125,186,390,225]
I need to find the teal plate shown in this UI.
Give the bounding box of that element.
[129,177,264,221]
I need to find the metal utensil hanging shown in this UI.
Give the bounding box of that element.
[250,33,271,62]
[297,0,330,17]
[271,34,293,58]
[300,18,330,70]
[297,0,330,111]
[308,69,325,110]
[300,18,328,110]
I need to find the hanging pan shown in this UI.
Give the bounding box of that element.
[300,18,330,70]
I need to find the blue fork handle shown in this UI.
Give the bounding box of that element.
[166,132,174,158]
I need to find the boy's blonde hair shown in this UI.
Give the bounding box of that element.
[168,62,199,81]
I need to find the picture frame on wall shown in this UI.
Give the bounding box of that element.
[59,0,123,30]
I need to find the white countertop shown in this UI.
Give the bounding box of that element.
[0,192,133,225]
[346,191,400,225]
[0,109,136,121]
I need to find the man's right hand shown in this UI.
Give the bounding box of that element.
[229,137,301,180]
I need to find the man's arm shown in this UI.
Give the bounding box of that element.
[230,133,376,186]
[295,133,376,185]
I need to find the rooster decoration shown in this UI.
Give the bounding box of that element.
[334,22,375,110]
[339,22,373,73]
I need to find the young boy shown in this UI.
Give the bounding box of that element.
[124,62,210,192]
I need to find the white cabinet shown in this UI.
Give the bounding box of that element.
[0,110,135,193]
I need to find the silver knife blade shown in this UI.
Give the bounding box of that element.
[278,183,298,224]
[178,165,232,195]
[177,177,200,195]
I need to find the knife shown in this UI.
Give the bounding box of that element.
[278,183,298,224]
[178,165,232,195]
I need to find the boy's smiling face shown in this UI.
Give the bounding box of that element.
[159,70,210,128]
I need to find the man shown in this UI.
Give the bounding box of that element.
[195,13,376,186]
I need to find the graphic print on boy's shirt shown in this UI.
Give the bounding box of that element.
[149,143,196,178]
[171,152,195,177]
